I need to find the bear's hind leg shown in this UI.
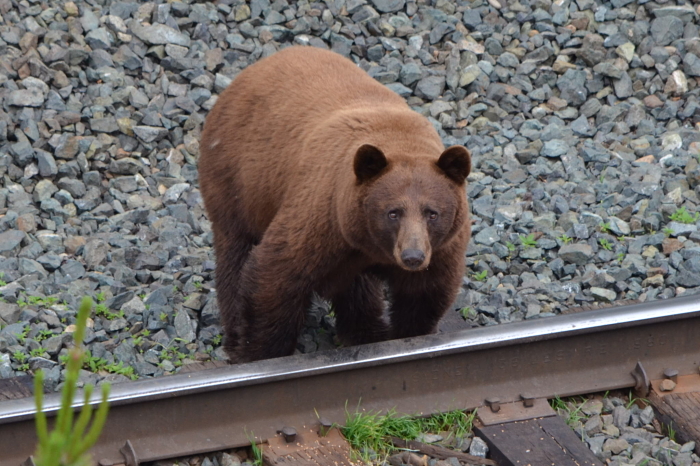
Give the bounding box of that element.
[213,223,257,359]
[332,273,390,346]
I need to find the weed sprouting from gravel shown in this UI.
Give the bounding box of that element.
[519,233,537,248]
[342,405,476,464]
[670,206,700,225]
[550,396,587,429]
[245,431,263,466]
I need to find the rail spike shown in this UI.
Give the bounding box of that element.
[631,361,650,398]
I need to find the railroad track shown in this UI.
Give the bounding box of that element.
[1,294,699,466]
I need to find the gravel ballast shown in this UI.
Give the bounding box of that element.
[2,0,700,462]
[0,0,699,422]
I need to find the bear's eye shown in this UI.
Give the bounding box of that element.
[427,211,438,221]
[388,210,400,220]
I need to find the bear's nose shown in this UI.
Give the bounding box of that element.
[401,249,425,269]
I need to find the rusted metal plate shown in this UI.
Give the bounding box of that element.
[649,373,700,451]
[474,416,603,466]
[263,428,355,466]
[1,295,699,466]
[477,398,555,426]
[0,375,33,401]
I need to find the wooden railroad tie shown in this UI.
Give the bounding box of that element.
[648,372,700,452]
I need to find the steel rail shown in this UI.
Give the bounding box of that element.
[1,294,699,466]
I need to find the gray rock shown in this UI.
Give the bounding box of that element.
[370,0,404,13]
[130,21,191,47]
[613,73,633,99]
[468,437,489,458]
[81,9,99,31]
[90,117,119,133]
[8,89,45,107]
[85,28,113,50]
[133,126,169,143]
[414,76,445,101]
[559,244,594,265]
[650,16,684,46]
[542,140,569,158]
[683,53,700,77]
[0,303,20,325]
[557,69,588,106]
[591,287,616,302]
[36,150,58,177]
[653,6,698,24]
[0,230,26,254]
[608,217,630,236]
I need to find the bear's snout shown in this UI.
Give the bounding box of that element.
[401,249,426,269]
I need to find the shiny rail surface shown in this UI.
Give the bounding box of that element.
[1,294,699,466]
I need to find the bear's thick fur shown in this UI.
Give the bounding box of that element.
[199,46,472,363]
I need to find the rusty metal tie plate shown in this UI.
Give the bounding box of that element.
[263,428,356,466]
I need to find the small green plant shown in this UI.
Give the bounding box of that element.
[37,330,55,342]
[0,272,6,286]
[23,296,59,307]
[626,390,649,409]
[666,423,677,442]
[33,297,110,466]
[212,334,222,346]
[558,234,573,244]
[13,350,28,363]
[550,396,586,429]
[104,362,137,381]
[505,241,516,252]
[599,222,611,233]
[472,270,488,282]
[132,335,143,346]
[342,406,476,463]
[95,292,106,303]
[94,304,124,321]
[84,352,108,373]
[160,345,187,367]
[193,281,203,290]
[459,306,474,320]
[670,206,699,224]
[519,233,537,248]
[599,238,613,251]
[15,325,30,344]
[159,311,168,322]
[245,431,264,466]
[663,227,674,237]
[139,293,146,300]
[617,252,625,263]
[30,348,48,358]
[141,330,150,337]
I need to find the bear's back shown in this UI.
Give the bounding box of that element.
[199,47,441,236]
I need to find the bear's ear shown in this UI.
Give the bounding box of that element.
[436,145,471,184]
[354,144,388,184]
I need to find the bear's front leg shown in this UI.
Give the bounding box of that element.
[387,250,464,339]
[229,214,339,363]
[332,273,390,346]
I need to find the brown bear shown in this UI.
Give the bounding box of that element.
[199,46,472,363]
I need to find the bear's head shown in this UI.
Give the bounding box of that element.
[352,144,471,272]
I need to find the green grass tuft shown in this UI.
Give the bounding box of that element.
[342,405,476,464]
